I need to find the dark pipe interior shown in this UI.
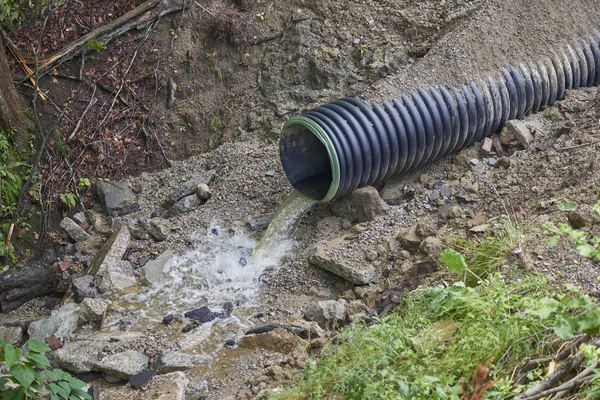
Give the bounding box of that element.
[280,124,332,200]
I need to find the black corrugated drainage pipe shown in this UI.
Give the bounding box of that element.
[280,30,600,202]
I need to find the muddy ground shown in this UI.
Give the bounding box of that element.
[4,0,600,398]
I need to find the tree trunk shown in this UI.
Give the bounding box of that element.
[0,38,33,150]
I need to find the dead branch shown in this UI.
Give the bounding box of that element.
[68,84,97,142]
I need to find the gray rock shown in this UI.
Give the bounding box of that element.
[72,212,88,225]
[440,186,453,198]
[428,189,440,202]
[89,213,113,236]
[98,260,136,294]
[77,234,104,257]
[498,156,511,169]
[79,298,108,327]
[72,275,99,302]
[142,218,171,241]
[96,181,139,217]
[88,225,130,277]
[168,194,201,217]
[128,222,149,240]
[157,351,210,374]
[245,215,272,231]
[309,237,382,284]
[185,306,215,324]
[419,236,444,261]
[396,225,421,253]
[60,217,91,242]
[141,250,175,285]
[352,186,390,222]
[52,340,107,373]
[444,204,464,219]
[163,170,216,208]
[97,350,147,382]
[97,371,189,400]
[28,303,81,341]
[304,300,348,330]
[505,120,533,148]
[0,326,23,345]
[196,183,212,201]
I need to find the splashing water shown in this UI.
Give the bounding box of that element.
[112,191,315,327]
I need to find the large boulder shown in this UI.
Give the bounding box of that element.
[98,260,136,294]
[88,225,130,277]
[71,275,99,302]
[96,181,139,217]
[97,350,148,382]
[304,300,348,330]
[60,217,91,242]
[97,371,189,400]
[157,351,210,374]
[352,186,390,222]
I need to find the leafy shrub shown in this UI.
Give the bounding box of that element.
[0,338,91,399]
[0,0,20,30]
[545,199,600,259]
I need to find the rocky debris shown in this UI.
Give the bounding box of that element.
[304,299,348,330]
[73,212,88,225]
[442,204,464,219]
[79,298,108,327]
[397,225,421,253]
[504,120,533,148]
[196,183,212,201]
[239,328,307,367]
[98,260,136,294]
[128,221,149,240]
[245,215,272,232]
[157,351,210,374]
[163,170,216,208]
[419,236,444,261]
[28,302,81,341]
[96,181,140,217]
[480,137,493,156]
[352,186,390,222]
[60,217,91,242]
[309,237,383,284]
[347,300,369,322]
[353,284,380,299]
[77,234,105,257]
[45,335,63,350]
[141,250,175,285]
[71,275,99,302]
[141,217,172,241]
[0,326,23,345]
[97,350,148,382]
[177,325,212,350]
[97,371,189,400]
[184,306,215,324]
[168,194,202,217]
[373,284,410,315]
[89,212,113,236]
[129,369,156,389]
[245,324,320,341]
[88,225,130,277]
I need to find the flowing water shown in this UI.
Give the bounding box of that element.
[103,191,316,340]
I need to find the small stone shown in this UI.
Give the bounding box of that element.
[45,335,62,350]
[444,204,463,219]
[72,212,88,225]
[96,181,139,217]
[497,156,511,169]
[185,306,215,324]
[419,174,431,188]
[168,194,201,217]
[71,275,99,302]
[499,124,515,145]
[98,260,136,294]
[265,170,276,177]
[419,236,444,260]
[196,183,212,201]
[469,158,480,166]
[90,213,113,236]
[157,351,209,374]
[492,137,505,155]
[0,326,23,345]
[440,186,453,198]
[505,120,533,148]
[141,250,175,285]
[163,171,216,208]
[352,186,390,223]
[143,218,171,241]
[487,158,497,166]
[470,224,490,233]
[365,249,378,262]
[428,189,440,202]
[162,314,176,326]
[480,137,493,156]
[97,350,147,382]
[397,225,421,253]
[304,300,348,330]
[60,217,91,242]
[129,369,156,389]
[354,285,379,299]
[80,298,108,326]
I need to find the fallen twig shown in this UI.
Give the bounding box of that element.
[555,140,600,151]
[68,84,97,142]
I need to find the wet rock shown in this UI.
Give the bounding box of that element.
[157,351,210,374]
[352,186,390,222]
[143,217,172,241]
[168,194,201,217]
[88,225,130,277]
[97,350,147,382]
[71,275,99,302]
[96,181,139,217]
[141,250,175,285]
[28,303,81,341]
[178,325,212,350]
[568,211,588,229]
[396,225,421,253]
[162,314,176,326]
[163,170,216,208]
[79,298,108,327]
[304,299,348,330]
[98,260,136,294]
[309,237,382,284]
[185,306,215,324]
[419,236,444,261]
[245,215,272,232]
[0,326,23,345]
[60,217,91,242]
[97,371,189,400]
[196,183,212,201]
[52,340,107,373]
[129,369,156,389]
[239,327,306,356]
[504,120,533,148]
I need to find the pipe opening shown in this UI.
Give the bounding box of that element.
[280,117,339,202]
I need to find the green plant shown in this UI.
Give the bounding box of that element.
[254,11,265,21]
[59,192,77,210]
[86,39,106,52]
[0,0,20,30]
[77,178,91,190]
[215,67,223,82]
[545,199,600,259]
[358,44,368,58]
[183,51,193,73]
[0,338,91,399]
[558,200,577,212]
[169,28,178,39]
[178,121,192,132]
[209,116,222,133]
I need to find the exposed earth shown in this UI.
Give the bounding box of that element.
[3,0,600,399]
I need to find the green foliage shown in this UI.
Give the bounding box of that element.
[558,200,577,212]
[215,67,224,82]
[59,192,77,210]
[209,116,222,133]
[86,39,106,52]
[183,51,193,73]
[178,121,192,132]
[544,199,600,259]
[0,0,19,30]
[281,274,557,400]
[0,339,91,399]
[77,178,91,190]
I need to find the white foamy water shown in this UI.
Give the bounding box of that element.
[112,191,316,326]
